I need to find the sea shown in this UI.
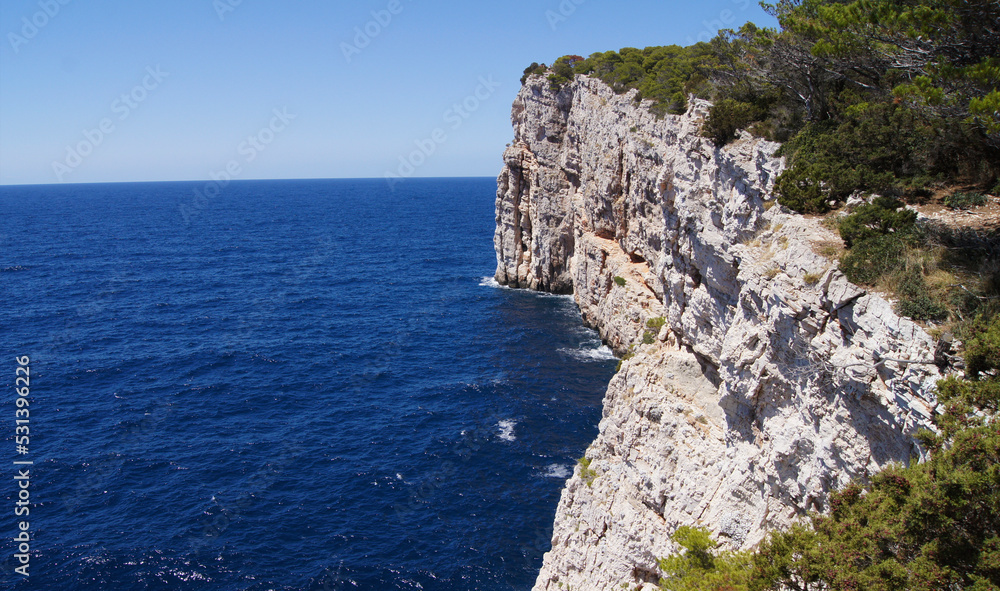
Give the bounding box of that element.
[0,178,617,590]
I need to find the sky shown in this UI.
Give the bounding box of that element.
[0,0,776,186]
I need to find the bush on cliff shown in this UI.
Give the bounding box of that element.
[771,102,943,213]
[838,234,908,286]
[524,44,721,116]
[834,193,999,325]
[577,456,598,487]
[521,62,548,85]
[658,526,753,591]
[894,271,950,321]
[945,192,989,211]
[837,197,917,249]
[931,312,1000,444]
[702,99,765,146]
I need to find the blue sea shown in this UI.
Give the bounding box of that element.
[0,178,616,590]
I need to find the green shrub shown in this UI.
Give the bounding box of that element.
[658,526,754,591]
[896,296,949,322]
[646,316,667,330]
[964,313,1000,380]
[613,276,627,287]
[837,197,919,286]
[774,102,940,213]
[546,55,581,89]
[703,99,764,145]
[642,330,657,345]
[838,196,917,248]
[774,153,858,213]
[520,62,548,84]
[895,271,949,321]
[840,234,907,285]
[577,457,598,486]
[944,192,988,210]
[927,312,1000,443]
[614,348,636,373]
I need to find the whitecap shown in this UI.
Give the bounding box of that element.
[541,463,572,479]
[558,344,616,362]
[479,276,505,289]
[540,291,576,302]
[497,420,516,442]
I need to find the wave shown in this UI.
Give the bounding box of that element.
[479,276,505,289]
[497,419,517,442]
[558,344,616,362]
[541,463,572,479]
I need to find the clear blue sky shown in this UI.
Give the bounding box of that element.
[0,0,775,185]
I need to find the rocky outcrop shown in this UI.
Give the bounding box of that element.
[494,75,942,591]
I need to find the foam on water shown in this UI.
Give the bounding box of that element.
[558,344,617,362]
[498,419,517,442]
[541,464,572,479]
[479,276,504,289]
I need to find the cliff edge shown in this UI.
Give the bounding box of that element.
[494,75,943,590]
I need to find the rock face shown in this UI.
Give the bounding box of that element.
[494,75,943,591]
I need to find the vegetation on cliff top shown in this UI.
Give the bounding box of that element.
[524,0,999,214]
[835,194,999,326]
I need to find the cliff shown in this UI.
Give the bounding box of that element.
[494,75,944,590]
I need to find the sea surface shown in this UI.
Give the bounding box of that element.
[0,178,616,590]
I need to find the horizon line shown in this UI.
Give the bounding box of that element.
[0,175,500,189]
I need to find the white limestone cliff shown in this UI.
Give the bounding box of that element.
[494,75,943,591]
